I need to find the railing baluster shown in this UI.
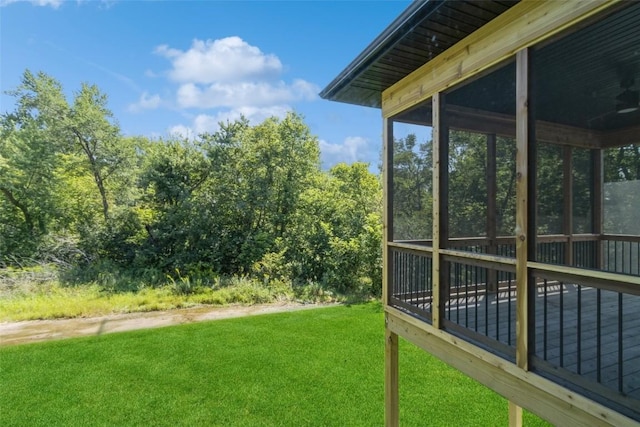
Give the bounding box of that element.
[485,267,489,336]
[544,278,548,360]
[402,253,407,301]
[475,268,481,332]
[577,284,582,375]
[559,280,564,367]
[618,292,623,393]
[399,252,403,300]
[508,275,512,346]
[496,268,500,342]
[465,263,469,327]
[597,288,602,383]
[420,256,425,307]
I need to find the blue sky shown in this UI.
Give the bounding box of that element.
[1,0,412,170]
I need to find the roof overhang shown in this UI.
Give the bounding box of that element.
[320,0,519,108]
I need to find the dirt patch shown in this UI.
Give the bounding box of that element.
[0,302,336,347]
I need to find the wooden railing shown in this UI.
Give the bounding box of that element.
[395,234,640,275]
[389,244,433,322]
[389,234,640,419]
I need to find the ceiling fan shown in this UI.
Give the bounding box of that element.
[587,67,639,127]
[616,76,639,114]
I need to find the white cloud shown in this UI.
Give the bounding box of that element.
[141,36,318,138]
[319,136,378,170]
[320,136,368,162]
[167,124,194,140]
[176,79,317,109]
[152,36,317,111]
[127,92,162,113]
[168,105,291,138]
[155,36,282,84]
[1,0,62,7]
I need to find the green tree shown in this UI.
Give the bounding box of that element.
[7,70,125,224]
[141,113,322,276]
[392,133,432,241]
[285,162,382,294]
[1,70,139,264]
[0,72,68,258]
[202,113,320,273]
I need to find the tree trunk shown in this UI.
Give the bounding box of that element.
[72,129,110,222]
[0,186,35,234]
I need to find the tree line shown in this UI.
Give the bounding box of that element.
[1,70,381,295]
[2,70,638,296]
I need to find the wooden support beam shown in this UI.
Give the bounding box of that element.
[563,146,574,266]
[487,134,498,292]
[516,46,536,422]
[385,315,399,427]
[534,120,601,149]
[515,48,530,371]
[432,93,449,329]
[382,117,394,306]
[593,149,604,269]
[396,104,640,151]
[383,117,398,427]
[446,105,603,149]
[385,307,639,427]
[600,125,640,148]
[509,401,523,427]
[382,0,617,117]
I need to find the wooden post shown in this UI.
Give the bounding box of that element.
[593,149,604,269]
[487,134,498,292]
[432,93,449,329]
[515,48,531,371]
[563,146,574,266]
[382,118,399,427]
[385,315,399,427]
[512,47,534,427]
[382,117,394,307]
[509,401,523,426]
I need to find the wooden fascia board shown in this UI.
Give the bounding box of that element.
[385,306,639,427]
[381,0,618,119]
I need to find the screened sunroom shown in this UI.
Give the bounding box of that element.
[322,1,639,425]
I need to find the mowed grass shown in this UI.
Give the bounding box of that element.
[0,304,549,426]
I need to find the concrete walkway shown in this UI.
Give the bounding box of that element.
[0,302,335,347]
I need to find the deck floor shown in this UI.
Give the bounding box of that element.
[403,283,640,400]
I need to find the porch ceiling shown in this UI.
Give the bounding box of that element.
[321,1,640,134]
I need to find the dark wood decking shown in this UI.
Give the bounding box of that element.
[402,283,640,400]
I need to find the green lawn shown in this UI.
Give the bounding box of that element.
[0,303,549,426]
